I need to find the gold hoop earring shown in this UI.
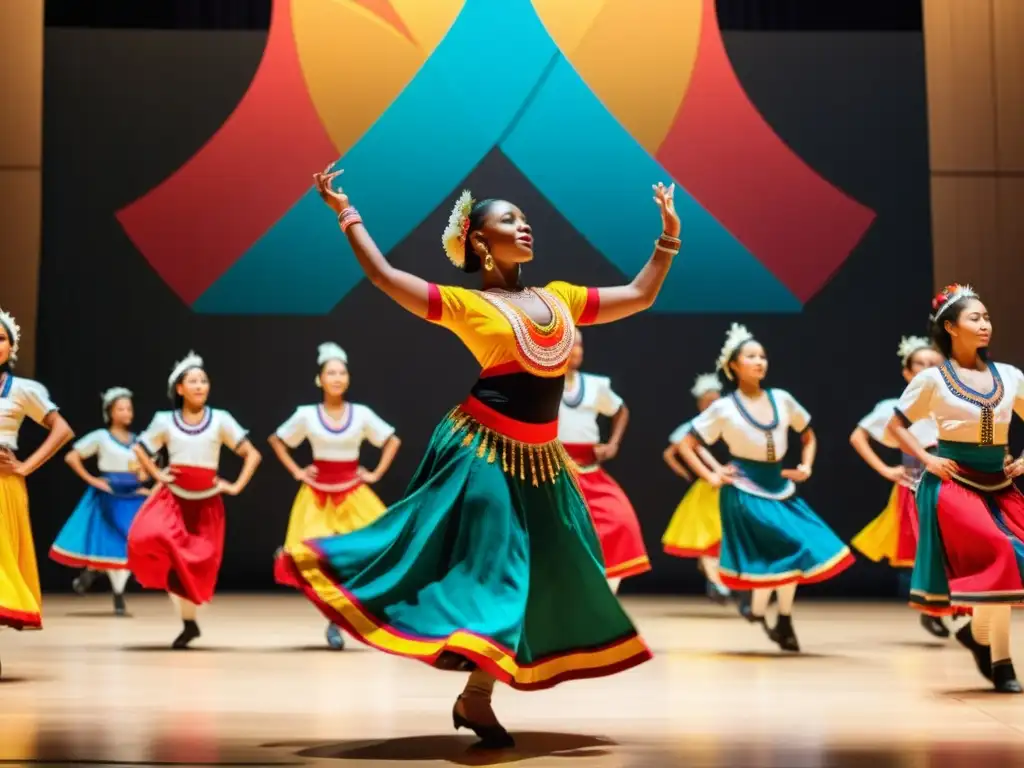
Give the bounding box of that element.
[483,253,495,271]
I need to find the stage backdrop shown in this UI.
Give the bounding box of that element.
[36,0,932,596]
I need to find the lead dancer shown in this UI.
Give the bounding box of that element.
[0,308,74,676]
[850,337,946,638]
[51,387,149,616]
[270,342,402,649]
[279,166,678,748]
[888,284,1024,693]
[559,330,649,592]
[128,353,261,648]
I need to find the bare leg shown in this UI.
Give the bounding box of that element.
[607,577,621,595]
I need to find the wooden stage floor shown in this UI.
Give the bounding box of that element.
[2,594,1024,766]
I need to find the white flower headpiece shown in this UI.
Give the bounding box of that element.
[897,336,931,366]
[441,189,475,268]
[715,323,755,381]
[931,283,979,322]
[0,307,21,367]
[101,387,133,422]
[167,351,203,394]
[315,342,348,387]
[690,373,723,398]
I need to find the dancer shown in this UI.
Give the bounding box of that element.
[558,330,649,593]
[278,167,678,748]
[662,373,731,603]
[51,387,149,616]
[888,284,1024,693]
[850,337,946,638]
[0,308,74,675]
[676,324,854,652]
[127,352,261,648]
[270,342,402,649]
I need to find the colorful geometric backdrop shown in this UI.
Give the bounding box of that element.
[115,0,876,315]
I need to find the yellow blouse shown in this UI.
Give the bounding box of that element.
[426,281,599,377]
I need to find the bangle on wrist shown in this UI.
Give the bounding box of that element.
[338,206,362,232]
[797,463,812,476]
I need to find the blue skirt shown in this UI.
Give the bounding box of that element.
[50,473,144,569]
[718,459,854,589]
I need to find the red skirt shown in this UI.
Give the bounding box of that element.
[564,444,650,580]
[126,466,225,605]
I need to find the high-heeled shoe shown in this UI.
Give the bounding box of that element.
[452,696,515,749]
[992,660,1023,694]
[955,622,993,682]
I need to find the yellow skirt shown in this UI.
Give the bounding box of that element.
[662,479,722,558]
[851,483,917,568]
[0,475,42,629]
[283,483,387,547]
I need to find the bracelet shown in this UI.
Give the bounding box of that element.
[338,207,362,232]
[654,244,679,256]
[659,232,681,245]
[797,463,812,476]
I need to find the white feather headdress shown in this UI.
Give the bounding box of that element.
[0,307,21,366]
[101,387,133,421]
[691,373,723,398]
[167,351,203,393]
[715,323,755,380]
[441,189,475,268]
[897,336,931,366]
[931,283,979,321]
[317,342,348,367]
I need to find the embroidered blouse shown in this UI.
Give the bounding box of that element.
[72,429,139,474]
[0,375,59,451]
[690,389,811,463]
[139,408,248,470]
[275,403,395,462]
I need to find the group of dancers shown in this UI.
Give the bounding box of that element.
[1,164,1023,746]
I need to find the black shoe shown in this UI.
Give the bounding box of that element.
[992,660,1023,694]
[172,620,201,649]
[113,594,126,617]
[920,613,949,639]
[705,580,730,606]
[452,697,515,750]
[955,621,993,682]
[767,614,801,652]
[72,570,97,595]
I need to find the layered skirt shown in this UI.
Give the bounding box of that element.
[50,472,145,570]
[274,460,387,588]
[0,475,42,630]
[662,479,722,558]
[851,483,919,568]
[718,459,854,589]
[126,466,225,605]
[911,442,1024,615]
[279,397,652,690]
[562,444,650,580]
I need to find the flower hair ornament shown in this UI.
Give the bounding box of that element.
[441,189,475,268]
[716,323,756,380]
[897,336,931,367]
[167,351,204,396]
[930,283,978,322]
[101,387,133,422]
[315,342,348,387]
[0,306,21,366]
[690,372,723,399]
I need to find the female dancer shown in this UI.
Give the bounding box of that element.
[278,167,678,748]
[51,387,149,616]
[128,352,261,648]
[888,284,1024,693]
[558,330,648,593]
[270,341,402,649]
[0,308,74,674]
[677,324,854,652]
[850,337,946,638]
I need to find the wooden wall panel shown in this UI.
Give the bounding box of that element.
[993,0,1024,171]
[0,171,42,375]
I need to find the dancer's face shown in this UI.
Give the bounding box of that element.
[469,200,534,267]
[109,397,134,428]
[945,298,991,354]
[696,391,720,412]
[320,359,350,398]
[903,348,943,383]
[568,334,583,371]
[176,368,209,409]
[729,341,768,385]
[0,326,10,367]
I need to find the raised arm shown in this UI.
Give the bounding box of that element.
[589,182,681,325]
[314,167,431,318]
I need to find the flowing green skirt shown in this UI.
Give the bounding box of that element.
[280,402,652,690]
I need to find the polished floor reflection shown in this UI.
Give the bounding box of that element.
[1,595,1023,766]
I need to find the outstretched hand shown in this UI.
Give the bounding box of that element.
[313,163,349,214]
[653,182,680,238]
